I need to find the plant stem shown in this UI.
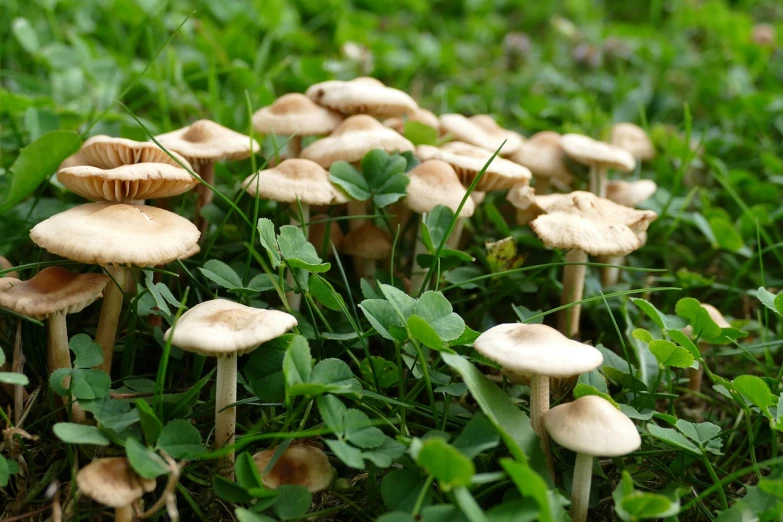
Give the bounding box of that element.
[95,265,128,373]
[558,249,587,338]
[702,454,729,510]
[410,223,429,294]
[48,311,85,423]
[411,474,434,516]
[289,136,302,158]
[571,453,593,522]
[216,354,238,479]
[12,319,23,426]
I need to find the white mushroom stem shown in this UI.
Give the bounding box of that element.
[115,504,133,522]
[410,225,430,294]
[558,249,587,338]
[48,311,85,423]
[95,266,129,373]
[530,374,555,481]
[600,255,625,287]
[288,136,302,158]
[196,162,216,237]
[688,344,706,392]
[216,354,238,479]
[446,218,466,250]
[571,453,594,522]
[588,165,607,198]
[285,205,310,311]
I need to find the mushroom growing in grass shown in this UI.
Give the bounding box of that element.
[544,395,641,522]
[340,223,392,282]
[77,457,157,522]
[252,93,344,158]
[509,131,575,193]
[560,134,635,198]
[611,123,656,162]
[683,303,730,392]
[164,299,297,478]
[30,202,200,373]
[253,443,334,493]
[474,323,603,480]
[384,107,441,135]
[309,214,344,259]
[306,77,419,118]
[0,267,108,422]
[439,114,524,155]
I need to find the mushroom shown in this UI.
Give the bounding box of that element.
[474,323,603,479]
[439,114,523,155]
[253,444,334,493]
[0,256,17,278]
[252,93,344,158]
[0,267,108,421]
[560,134,635,198]
[509,131,574,193]
[305,77,419,118]
[682,303,730,392]
[405,160,476,291]
[164,299,297,477]
[340,223,392,282]
[508,190,657,337]
[77,457,157,522]
[384,108,441,135]
[30,202,200,373]
[544,396,640,522]
[155,120,260,235]
[416,142,531,191]
[309,214,344,259]
[610,123,655,162]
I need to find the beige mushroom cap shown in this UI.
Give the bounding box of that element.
[305,78,418,118]
[544,395,641,457]
[439,114,523,155]
[416,143,531,192]
[384,108,441,134]
[30,202,200,266]
[301,115,414,168]
[474,323,603,377]
[611,123,655,161]
[242,159,349,206]
[406,160,476,217]
[469,114,525,152]
[0,257,18,279]
[164,299,298,357]
[76,457,156,508]
[0,267,109,319]
[252,93,344,136]
[155,120,260,165]
[561,134,636,172]
[509,131,574,188]
[605,179,657,207]
[59,136,192,171]
[253,444,334,493]
[341,223,392,260]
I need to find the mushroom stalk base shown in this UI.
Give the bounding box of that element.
[216,354,238,479]
[558,249,587,338]
[289,136,302,158]
[589,166,607,198]
[410,224,430,295]
[600,255,624,287]
[49,311,85,423]
[95,266,128,374]
[347,200,368,232]
[688,365,703,392]
[115,504,133,522]
[571,453,593,522]
[447,217,465,250]
[196,162,216,239]
[530,374,555,481]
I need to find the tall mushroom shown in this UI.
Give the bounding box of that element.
[544,396,640,522]
[474,323,603,479]
[164,299,297,478]
[341,223,393,282]
[253,444,334,493]
[439,114,524,155]
[611,123,655,162]
[509,131,575,193]
[306,77,419,118]
[77,457,157,522]
[683,303,730,392]
[560,134,635,198]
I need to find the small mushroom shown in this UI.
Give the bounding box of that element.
[544,396,640,522]
[384,108,441,135]
[509,131,575,193]
[77,457,157,522]
[253,444,334,493]
[164,299,297,478]
[308,215,344,259]
[561,134,635,198]
[610,123,655,162]
[683,303,730,392]
[439,114,523,155]
[305,78,419,118]
[341,223,392,282]
[474,323,603,479]
[416,142,531,191]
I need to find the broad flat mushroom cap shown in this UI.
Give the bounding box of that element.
[59,136,192,171]
[561,134,636,172]
[155,120,260,164]
[252,93,344,136]
[416,142,531,191]
[77,457,156,508]
[241,159,349,205]
[509,131,574,187]
[305,78,418,118]
[439,114,523,155]
[605,179,657,207]
[469,114,525,153]
[474,323,603,377]
[0,267,109,319]
[384,108,441,134]
[253,444,334,493]
[611,123,655,161]
[30,202,200,266]
[164,299,298,357]
[406,160,476,217]
[301,115,414,167]
[341,223,392,260]
[544,395,641,457]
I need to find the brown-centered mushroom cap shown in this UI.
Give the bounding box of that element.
[406,160,476,217]
[611,123,655,161]
[252,93,344,137]
[341,223,392,260]
[305,78,418,118]
[164,299,298,357]
[301,115,414,168]
[416,142,531,191]
[155,120,260,165]
[30,202,200,266]
[253,444,334,493]
[509,131,574,188]
[439,114,523,155]
[605,179,657,207]
[544,395,641,457]
[474,323,603,377]
[0,267,109,320]
[241,159,349,205]
[384,108,441,134]
[561,134,636,172]
[76,457,156,508]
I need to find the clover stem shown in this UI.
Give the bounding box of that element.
[571,453,593,522]
[216,354,237,479]
[95,266,128,373]
[410,223,429,294]
[558,249,587,338]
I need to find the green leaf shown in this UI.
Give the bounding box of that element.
[756,287,781,316]
[404,120,439,146]
[646,423,701,455]
[135,399,163,446]
[379,283,417,319]
[214,475,252,503]
[632,328,653,344]
[501,459,560,522]
[317,395,348,437]
[307,358,362,395]
[308,276,345,311]
[667,330,701,361]
[614,471,680,520]
[257,218,281,268]
[0,372,29,386]
[0,130,82,212]
[709,216,745,253]
[246,341,286,403]
[69,334,103,369]
[452,487,491,522]
[325,439,365,469]
[675,419,721,444]
[407,314,445,350]
[381,469,433,511]
[675,298,722,340]
[53,423,109,446]
[245,273,275,293]
[630,298,687,331]
[235,508,276,522]
[577,369,609,395]
[362,437,406,468]
[452,415,500,459]
[0,455,10,487]
[282,335,312,392]
[573,383,620,408]
[343,409,385,449]
[423,205,454,251]
[648,339,694,368]
[156,419,203,459]
[11,18,40,55]
[235,452,264,490]
[69,369,111,400]
[486,237,525,273]
[126,437,168,479]
[733,375,775,417]
[360,299,404,340]
[199,259,243,289]
[414,292,465,341]
[377,513,417,522]
[359,357,398,389]
[277,225,330,272]
[272,485,313,520]
[329,161,370,200]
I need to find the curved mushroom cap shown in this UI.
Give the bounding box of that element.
[178,243,201,261]
[155,120,260,165]
[252,93,344,136]
[30,202,200,266]
[305,78,418,118]
[416,142,531,192]
[384,108,441,134]
[439,114,523,155]
[470,191,486,205]
[474,323,603,377]
[544,395,641,457]
[406,160,476,217]
[0,257,18,279]
[524,191,657,256]
[605,179,657,207]
[469,114,525,153]
[164,299,298,357]
[253,444,334,493]
[76,457,156,508]
[341,223,392,260]
[309,215,344,257]
[241,159,349,205]
[0,267,109,319]
[301,115,414,167]
[509,131,574,187]
[561,134,636,172]
[611,123,655,161]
